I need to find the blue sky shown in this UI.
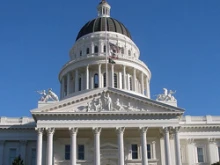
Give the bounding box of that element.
[0,0,220,117]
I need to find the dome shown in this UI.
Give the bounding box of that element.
[76,17,132,41]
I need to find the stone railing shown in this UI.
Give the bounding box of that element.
[180,115,220,124]
[0,117,35,125]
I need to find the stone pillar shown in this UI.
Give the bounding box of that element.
[98,64,102,88]
[187,139,195,164]
[141,72,144,95]
[46,128,55,165]
[140,127,149,165]
[0,140,5,165]
[86,65,89,90]
[123,66,127,90]
[75,69,79,92]
[208,138,216,164]
[152,141,156,159]
[36,128,44,165]
[70,128,78,165]
[133,68,136,92]
[118,72,122,89]
[111,64,114,88]
[93,128,101,165]
[20,140,27,164]
[61,77,65,98]
[117,127,125,165]
[146,77,150,98]
[174,127,181,165]
[67,73,70,95]
[163,127,172,165]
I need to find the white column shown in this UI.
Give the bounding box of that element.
[36,128,44,165]
[70,128,78,165]
[152,141,156,159]
[98,64,102,88]
[0,140,5,165]
[67,73,70,95]
[75,69,79,92]
[20,140,27,164]
[46,128,55,165]
[187,139,195,164]
[141,72,144,95]
[117,127,125,165]
[208,138,216,164]
[133,68,136,92]
[123,65,126,90]
[174,127,182,165]
[86,65,89,90]
[146,77,150,98]
[61,77,65,98]
[111,64,114,88]
[118,72,122,89]
[140,127,149,165]
[93,128,101,165]
[163,127,172,165]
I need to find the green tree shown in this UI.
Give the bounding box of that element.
[12,155,24,165]
[212,161,220,165]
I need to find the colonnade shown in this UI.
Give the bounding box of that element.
[60,64,150,99]
[36,127,181,165]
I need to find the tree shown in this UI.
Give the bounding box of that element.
[12,155,24,165]
[212,162,220,165]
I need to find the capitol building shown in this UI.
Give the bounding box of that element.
[1,1,220,165]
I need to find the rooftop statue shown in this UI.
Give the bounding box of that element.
[156,88,176,102]
[36,88,59,102]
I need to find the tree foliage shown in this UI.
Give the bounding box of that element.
[12,155,24,165]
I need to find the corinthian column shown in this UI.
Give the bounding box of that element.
[46,128,55,165]
[140,127,149,165]
[36,128,44,165]
[70,128,78,165]
[117,127,125,165]
[93,127,102,165]
[174,127,181,165]
[163,127,172,165]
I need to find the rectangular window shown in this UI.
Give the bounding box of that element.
[9,148,17,164]
[78,144,85,160]
[147,144,151,159]
[65,145,70,160]
[31,148,36,165]
[218,147,220,160]
[131,144,138,159]
[197,147,204,162]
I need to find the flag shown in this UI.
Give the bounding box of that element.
[108,58,116,64]
[109,42,121,58]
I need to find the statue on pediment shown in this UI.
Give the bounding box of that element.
[104,93,112,111]
[36,88,59,102]
[156,88,176,102]
[115,98,124,111]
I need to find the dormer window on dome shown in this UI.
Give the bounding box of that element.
[97,0,111,17]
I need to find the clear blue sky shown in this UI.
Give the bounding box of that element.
[0,0,220,117]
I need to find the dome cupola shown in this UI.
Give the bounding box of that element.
[97,0,111,17]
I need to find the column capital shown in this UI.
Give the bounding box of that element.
[187,138,194,144]
[173,126,181,133]
[69,128,78,135]
[139,127,148,133]
[35,128,44,134]
[116,127,125,134]
[162,127,171,133]
[208,138,216,143]
[46,128,55,135]
[93,127,102,134]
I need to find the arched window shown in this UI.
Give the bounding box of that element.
[129,76,132,90]
[103,73,106,87]
[121,48,124,54]
[78,77,82,91]
[128,50,131,56]
[114,73,118,88]
[103,45,106,53]
[86,48,90,54]
[94,73,99,88]
[80,50,82,56]
[94,46,98,53]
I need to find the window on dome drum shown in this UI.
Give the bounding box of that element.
[65,145,70,160]
[129,77,132,90]
[86,48,90,54]
[114,73,117,88]
[103,73,106,87]
[9,148,17,164]
[147,144,151,159]
[197,147,204,162]
[78,144,85,160]
[94,46,98,53]
[80,50,82,56]
[131,144,138,159]
[121,47,124,54]
[94,73,99,88]
[31,148,36,165]
[103,45,106,53]
[128,50,131,56]
[79,77,82,91]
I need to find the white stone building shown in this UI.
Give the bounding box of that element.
[0,1,220,165]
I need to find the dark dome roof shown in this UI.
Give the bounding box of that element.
[76,17,132,41]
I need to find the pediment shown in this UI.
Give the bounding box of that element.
[31,87,184,115]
